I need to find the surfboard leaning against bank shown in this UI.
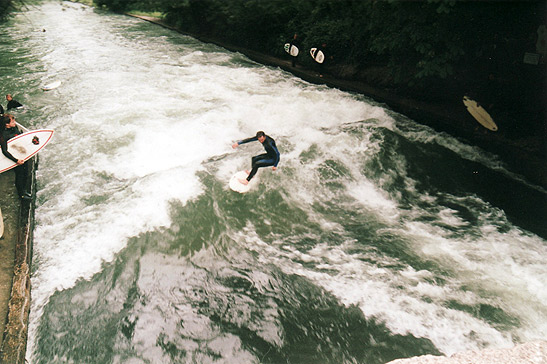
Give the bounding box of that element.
[463,96,498,131]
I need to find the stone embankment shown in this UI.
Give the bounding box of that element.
[0,157,37,364]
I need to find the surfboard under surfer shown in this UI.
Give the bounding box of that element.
[232,131,280,185]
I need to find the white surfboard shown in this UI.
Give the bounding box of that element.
[0,129,54,173]
[310,48,325,64]
[463,96,498,131]
[229,170,258,193]
[0,207,4,238]
[284,43,299,57]
[42,80,62,91]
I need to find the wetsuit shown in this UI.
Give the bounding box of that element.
[7,99,22,110]
[237,135,280,181]
[1,126,28,198]
[287,36,301,67]
[313,44,327,75]
[0,134,18,163]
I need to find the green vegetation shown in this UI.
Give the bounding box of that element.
[124,9,162,18]
[95,2,543,79]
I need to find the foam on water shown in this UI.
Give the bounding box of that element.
[20,2,379,354]
[233,116,546,354]
[4,2,545,361]
[238,225,511,355]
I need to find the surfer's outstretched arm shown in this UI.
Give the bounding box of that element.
[233,136,258,148]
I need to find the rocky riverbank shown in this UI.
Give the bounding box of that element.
[130,14,546,190]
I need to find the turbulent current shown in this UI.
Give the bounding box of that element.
[0,2,545,364]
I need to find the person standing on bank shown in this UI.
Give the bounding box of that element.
[288,33,301,67]
[312,42,328,77]
[232,131,280,185]
[6,94,23,110]
[0,114,31,200]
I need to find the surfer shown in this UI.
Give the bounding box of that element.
[6,94,23,110]
[1,115,30,200]
[232,131,280,185]
[312,43,328,77]
[288,33,301,67]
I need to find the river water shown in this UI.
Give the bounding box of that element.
[1,2,546,363]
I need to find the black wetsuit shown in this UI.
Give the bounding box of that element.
[237,135,280,181]
[1,126,28,198]
[6,99,22,110]
[313,44,327,75]
[0,134,18,163]
[287,36,301,67]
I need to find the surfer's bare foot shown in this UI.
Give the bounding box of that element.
[245,170,250,175]
[238,178,249,185]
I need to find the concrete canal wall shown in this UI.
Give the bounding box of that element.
[0,157,37,364]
